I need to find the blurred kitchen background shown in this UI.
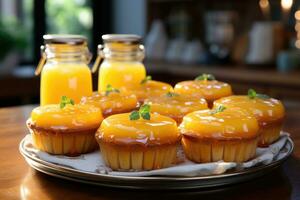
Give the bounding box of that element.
[1,0,300,107]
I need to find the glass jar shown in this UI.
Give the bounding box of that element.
[36,34,93,105]
[92,34,146,92]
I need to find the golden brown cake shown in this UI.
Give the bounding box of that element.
[124,76,173,104]
[144,92,208,124]
[27,97,103,156]
[214,89,285,147]
[179,106,259,163]
[81,84,138,118]
[174,74,232,108]
[95,105,181,171]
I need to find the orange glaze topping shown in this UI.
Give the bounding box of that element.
[30,104,103,131]
[124,80,173,102]
[179,107,259,140]
[214,95,285,124]
[174,80,232,101]
[144,93,208,122]
[96,113,181,146]
[81,91,138,117]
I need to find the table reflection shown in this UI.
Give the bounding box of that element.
[20,167,291,200]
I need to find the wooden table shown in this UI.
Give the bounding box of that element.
[0,105,299,200]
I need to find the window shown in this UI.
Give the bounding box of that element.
[0,0,34,63]
[0,0,111,65]
[22,0,34,61]
[46,0,93,47]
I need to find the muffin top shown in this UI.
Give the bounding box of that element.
[174,74,232,101]
[144,92,208,121]
[30,101,103,131]
[125,77,173,102]
[179,106,259,140]
[214,91,285,124]
[96,107,180,146]
[81,85,138,117]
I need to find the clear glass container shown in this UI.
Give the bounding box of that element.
[36,34,93,105]
[93,34,146,92]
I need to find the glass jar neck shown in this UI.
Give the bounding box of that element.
[44,44,91,63]
[102,43,144,62]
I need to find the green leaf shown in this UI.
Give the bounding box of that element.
[140,104,151,120]
[165,92,179,97]
[141,112,150,120]
[105,84,120,96]
[140,76,152,84]
[195,74,215,81]
[210,105,226,115]
[60,96,75,109]
[129,104,151,120]
[129,111,140,120]
[139,104,150,114]
[256,94,270,99]
[247,88,257,99]
[247,89,270,99]
[60,102,65,109]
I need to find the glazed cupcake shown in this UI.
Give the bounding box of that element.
[27,96,103,156]
[214,89,285,147]
[124,76,173,104]
[95,104,181,171]
[174,74,232,108]
[81,84,138,118]
[180,105,259,163]
[144,92,208,124]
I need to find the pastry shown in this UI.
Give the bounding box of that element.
[81,84,138,118]
[144,92,208,124]
[174,74,232,107]
[27,96,103,156]
[95,104,181,170]
[124,76,173,104]
[180,105,259,163]
[214,89,285,146]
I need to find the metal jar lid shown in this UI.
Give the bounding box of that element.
[43,34,87,45]
[102,34,141,44]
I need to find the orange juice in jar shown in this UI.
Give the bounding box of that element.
[92,34,146,92]
[36,35,93,105]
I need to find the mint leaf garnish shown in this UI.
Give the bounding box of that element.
[210,105,226,115]
[165,92,179,97]
[129,111,140,120]
[256,94,270,99]
[140,76,152,84]
[248,89,269,99]
[248,89,257,99]
[129,104,151,120]
[60,96,74,109]
[141,112,150,120]
[195,74,215,81]
[105,84,120,96]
